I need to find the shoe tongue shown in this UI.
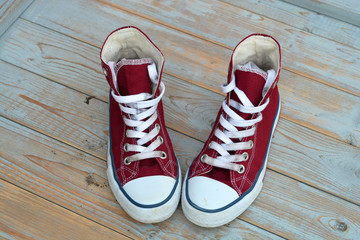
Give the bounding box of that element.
[231,62,267,120]
[113,59,160,171]
[233,61,267,106]
[114,58,153,95]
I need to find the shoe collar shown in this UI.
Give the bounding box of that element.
[226,33,281,105]
[100,26,165,97]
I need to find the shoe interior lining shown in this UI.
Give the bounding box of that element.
[232,35,280,74]
[101,28,164,76]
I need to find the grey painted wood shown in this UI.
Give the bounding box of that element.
[223,0,360,49]
[0,0,33,36]
[0,54,359,206]
[1,19,359,147]
[282,0,360,26]
[1,0,359,238]
[0,117,283,240]
[22,0,360,96]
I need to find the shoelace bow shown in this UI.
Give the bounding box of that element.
[201,75,270,173]
[111,63,167,165]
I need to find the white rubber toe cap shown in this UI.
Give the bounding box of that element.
[187,176,239,210]
[123,176,176,205]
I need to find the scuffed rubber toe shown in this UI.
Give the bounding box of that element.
[107,149,181,224]
[187,176,238,210]
[123,176,176,205]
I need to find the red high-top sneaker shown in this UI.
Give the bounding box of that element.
[101,27,181,223]
[182,34,281,227]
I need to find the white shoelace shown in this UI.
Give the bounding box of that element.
[110,62,166,165]
[202,70,275,173]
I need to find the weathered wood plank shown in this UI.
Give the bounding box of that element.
[271,118,360,203]
[1,19,359,146]
[0,61,108,159]
[0,117,282,240]
[0,55,359,205]
[1,117,359,239]
[0,0,33,36]
[21,0,360,96]
[247,170,360,239]
[0,179,132,240]
[101,0,360,96]
[222,0,360,49]
[282,0,360,27]
[1,1,358,239]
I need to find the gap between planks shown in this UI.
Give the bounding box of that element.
[0,20,358,204]
[16,17,360,149]
[0,0,34,37]
[281,0,360,27]
[0,116,284,239]
[220,0,360,50]
[4,109,359,208]
[0,1,358,238]
[0,114,105,162]
[94,0,360,97]
[2,115,359,239]
[1,101,359,209]
[1,53,359,237]
[0,177,135,240]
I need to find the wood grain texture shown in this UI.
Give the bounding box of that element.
[1,18,359,146]
[22,0,360,96]
[0,60,108,159]
[246,170,360,239]
[0,0,33,36]
[270,118,360,204]
[1,1,359,238]
[99,0,360,96]
[1,117,359,239]
[0,180,132,240]
[0,52,359,205]
[282,0,360,26]
[222,0,360,49]
[0,117,282,240]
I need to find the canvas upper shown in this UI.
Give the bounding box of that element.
[100,26,180,223]
[183,34,281,227]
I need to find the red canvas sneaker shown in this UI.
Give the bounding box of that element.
[100,27,181,223]
[182,34,281,227]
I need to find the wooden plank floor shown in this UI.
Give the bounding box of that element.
[0,0,359,239]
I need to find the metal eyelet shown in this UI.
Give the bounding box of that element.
[123,143,129,152]
[200,154,207,163]
[243,152,249,161]
[102,68,108,77]
[124,157,131,165]
[248,140,254,149]
[160,151,167,159]
[158,136,164,144]
[155,123,160,130]
[237,164,245,174]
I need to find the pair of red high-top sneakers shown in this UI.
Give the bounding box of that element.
[100,26,281,227]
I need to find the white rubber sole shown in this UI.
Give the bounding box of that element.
[107,142,181,223]
[182,101,281,228]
